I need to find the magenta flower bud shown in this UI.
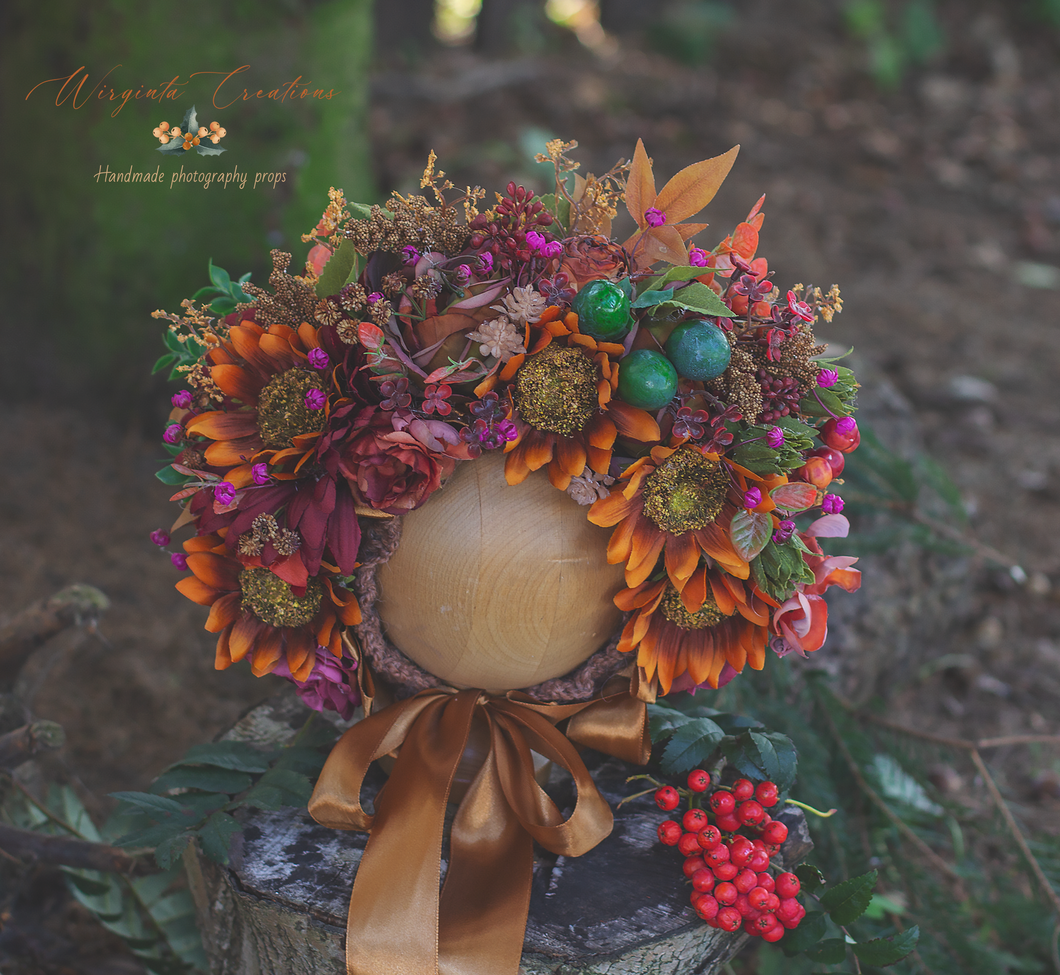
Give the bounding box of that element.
[822,493,845,514]
[477,253,494,273]
[688,247,708,268]
[171,390,193,409]
[304,389,326,411]
[170,552,189,570]
[251,462,271,485]
[402,245,420,264]
[214,481,236,506]
[743,487,762,509]
[150,529,170,547]
[772,519,796,544]
[163,423,182,445]
[835,416,857,435]
[367,291,384,304]
[525,231,545,252]
[540,241,563,259]
[495,418,518,442]
[644,207,667,227]
[817,368,838,388]
[308,348,329,370]
[766,426,785,448]
[456,263,472,280]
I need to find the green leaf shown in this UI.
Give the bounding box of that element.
[181,106,198,134]
[195,142,226,156]
[631,288,677,309]
[151,354,178,375]
[238,784,285,810]
[781,910,827,955]
[760,731,798,791]
[654,281,734,318]
[804,938,848,964]
[208,260,231,292]
[177,741,272,773]
[65,871,114,896]
[257,767,314,802]
[820,869,878,925]
[770,481,818,512]
[795,863,826,893]
[154,466,190,486]
[316,238,361,298]
[209,297,237,316]
[659,717,726,774]
[150,765,253,796]
[646,702,694,741]
[196,811,242,865]
[730,508,772,561]
[851,926,919,966]
[271,746,328,777]
[348,201,376,220]
[111,792,189,818]
[156,140,187,155]
[870,754,942,816]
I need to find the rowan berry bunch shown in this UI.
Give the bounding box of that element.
[653,771,806,941]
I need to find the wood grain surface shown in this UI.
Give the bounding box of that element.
[376,452,625,692]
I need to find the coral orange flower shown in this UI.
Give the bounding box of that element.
[588,444,749,591]
[501,306,660,490]
[184,319,331,487]
[614,571,772,694]
[622,139,740,270]
[175,532,360,680]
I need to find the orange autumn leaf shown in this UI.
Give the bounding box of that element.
[622,140,740,268]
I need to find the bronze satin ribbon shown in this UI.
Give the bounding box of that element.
[308,681,649,975]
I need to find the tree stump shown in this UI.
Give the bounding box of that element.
[185,689,813,975]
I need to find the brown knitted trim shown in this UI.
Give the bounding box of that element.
[350,518,629,704]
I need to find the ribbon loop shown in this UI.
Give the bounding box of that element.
[308,683,647,975]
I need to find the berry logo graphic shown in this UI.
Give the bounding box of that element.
[153,106,226,156]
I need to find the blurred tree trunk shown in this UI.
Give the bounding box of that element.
[475,0,542,53]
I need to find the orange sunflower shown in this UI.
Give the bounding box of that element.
[588,444,750,591]
[184,319,332,487]
[615,569,775,693]
[498,306,660,490]
[175,531,361,680]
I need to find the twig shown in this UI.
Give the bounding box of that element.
[976,734,1060,749]
[0,721,65,769]
[0,821,148,874]
[969,749,1060,918]
[0,584,109,686]
[818,698,966,890]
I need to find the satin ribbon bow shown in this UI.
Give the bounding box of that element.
[309,683,648,975]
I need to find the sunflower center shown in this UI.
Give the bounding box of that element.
[239,567,322,628]
[642,447,729,534]
[257,368,327,448]
[514,344,598,438]
[660,586,725,630]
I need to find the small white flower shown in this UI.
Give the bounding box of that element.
[467,316,526,362]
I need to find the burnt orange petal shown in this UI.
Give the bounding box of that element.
[204,435,264,468]
[555,436,587,478]
[258,332,302,370]
[653,623,685,695]
[587,446,613,476]
[547,460,572,491]
[624,138,657,228]
[211,364,260,406]
[229,615,263,663]
[214,627,233,670]
[747,623,767,671]
[205,591,242,633]
[586,413,617,450]
[186,410,259,441]
[250,627,285,676]
[184,534,222,554]
[588,490,639,528]
[606,514,638,566]
[268,323,299,345]
[229,324,274,374]
[653,145,739,224]
[186,552,240,592]
[626,524,666,588]
[521,430,556,473]
[682,565,708,614]
[175,575,218,606]
[686,630,722,687]
[695,523,750,579]
[608,400,661,442]
[664,532,700,590]
[709,573,738,616]
[284,630,315,680]
[298,322,318,349]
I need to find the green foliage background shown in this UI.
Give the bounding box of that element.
[0,0,374,418]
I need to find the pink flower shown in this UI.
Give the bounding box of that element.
[338,412,472,514]
[214,481,236,506]
[305,388,327,411]
[743,487,762,509]
[688,246,709,268]
[163,424,182,445]
[817,369,838,388]
[644,207,667,227]
[273,651,361,721]
[171,390,193,409]
[251,462,271,485]
[525,231,546,252]
[171,552,189,571]
[308,348,330,370]
[150,529,170,546]
[772,591,828,655]
[540,240,563,260]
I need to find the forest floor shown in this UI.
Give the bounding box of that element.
[3,3,1060,971]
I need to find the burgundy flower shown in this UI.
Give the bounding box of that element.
[559,235,631,291]
[272,652,361,721]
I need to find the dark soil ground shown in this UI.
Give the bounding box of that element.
[3,3,1060,971]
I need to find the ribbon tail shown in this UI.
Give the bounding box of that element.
[331,690,478,975]
[438,721,532,975]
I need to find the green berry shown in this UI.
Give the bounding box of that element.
[664,319,731,381]
[618,350,678,411]
[571,280,631,340]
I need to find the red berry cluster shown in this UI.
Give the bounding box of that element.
[654,773,806,941]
